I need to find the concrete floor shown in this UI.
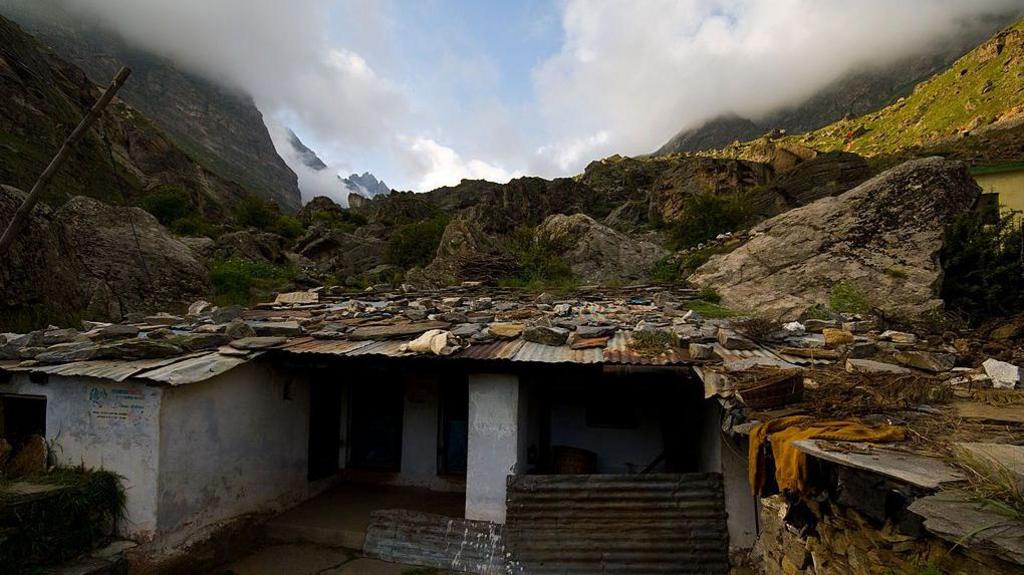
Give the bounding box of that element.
[266,482,466,550]
[223,543,450,575]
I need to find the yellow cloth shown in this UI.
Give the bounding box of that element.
[748,416,905,495]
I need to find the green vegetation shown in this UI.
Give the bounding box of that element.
[941,209,1024,323]
[829,280,871,314]
[664,194,753,251]
[311,209,368,233]
[0,467,125,572]
[630,329,682,356]
[209,258,297,306]
[141,185,193,225]
[650,256,684,284]
[497,227,576,290]
[686,300,738,319]
[384,216,449,269]
[697,286,722,304]
[233,196,305,239]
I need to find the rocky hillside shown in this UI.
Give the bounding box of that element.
[0,14,249,219]
[713,18,1024,166]
[656,12,1022,155]
[1,0,302,211]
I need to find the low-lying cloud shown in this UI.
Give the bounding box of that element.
[15,0,1023,197]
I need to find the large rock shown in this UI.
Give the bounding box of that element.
[57,196,210,319]
[210,230,291,264]
[690,158,981,320]
[0,188,210,330]
[537,213,666,284]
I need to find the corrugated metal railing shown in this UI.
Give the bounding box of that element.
[363,509,505,574]
[504,473,730,574]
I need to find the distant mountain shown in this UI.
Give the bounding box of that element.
[656,12,1022,155]
[287,128,328,171]
[0,14,247,219]
[0,0,302,211]
[341,172,390,199]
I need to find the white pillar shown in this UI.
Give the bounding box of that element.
[465,373,523,523]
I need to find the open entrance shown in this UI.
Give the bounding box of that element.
[0,394,46,449]
[308,382,342,480]
[438,377,468,476]
[349,378,404,471]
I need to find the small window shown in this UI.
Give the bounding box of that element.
[585,389,638,429]
[0,395,47,448]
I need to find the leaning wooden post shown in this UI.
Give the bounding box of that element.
[0,66,132,255]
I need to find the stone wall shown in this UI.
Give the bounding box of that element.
[754,494,1012,575]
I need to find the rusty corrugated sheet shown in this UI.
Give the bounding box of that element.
[454,339,526,361]
[601,332,692,366]
[278,338,376,355]
[363,509,505,574]
[512,341,604,364]
[504,473,729,575]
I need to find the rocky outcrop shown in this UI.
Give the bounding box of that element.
[690,158,981,320]
[753,152,873,214]
[298,196,345,226]
[538,214,666,284]
[294,226,385,282]
[211,230,291,264]
[0,187,209,329]
[56,196,210,320]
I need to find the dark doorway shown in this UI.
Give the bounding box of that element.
[349,379,404,471]
[438,379,468,475]
[308,382,343,480]
[0,395,46,449]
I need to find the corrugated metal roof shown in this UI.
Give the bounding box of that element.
[134,351,259,386]
[602,331,691,366]
[274,331,695,366]
[504,473,729,575]
[0,354,203,382]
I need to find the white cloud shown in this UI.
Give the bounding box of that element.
[397,136,521,191]
[534,131,611,174]
[533,0,1024,171]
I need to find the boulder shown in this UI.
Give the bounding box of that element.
[845,358,913,375]
[536,213,666,283]
[982,358,1022,389]
[690,158,981,320]
[211,230,291,264]
[488,322,525,339]
[892,350,956,373]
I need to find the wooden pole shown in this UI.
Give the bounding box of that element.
[0,66,131,255]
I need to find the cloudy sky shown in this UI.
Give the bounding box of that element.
[53,0,1024,199]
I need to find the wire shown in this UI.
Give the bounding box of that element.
[101,129,154,288]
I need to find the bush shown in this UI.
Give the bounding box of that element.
[0,467,125,571]
[650,256,683,284]
[665,193,753,250]
[209,258,296,306]
[697,285,722,304]
[141,185,193,226]
[384,216,448,269]
[941,209,1024,323]
[498,227,576,290]
[272,215,304,239]
[829,280,870,314]
[234,196,280,230]
[313,209,367,233]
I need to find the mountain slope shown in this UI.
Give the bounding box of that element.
[1,0,302,211]
[0,14,247,219]
[711,18,1024,165]
[656,12,1022,155]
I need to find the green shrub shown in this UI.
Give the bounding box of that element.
[234,196,279,229]
[941,209,1024,323]
[686,300,737,318]
[384,216,448,269]
[650,256,683,284]
[697,285,722,304]
[313,209,367,232]
[272,215,304,239]
[497,227,576,290]
[209,258,296,306]
[665,193,753,250]
[829,280,870,314]
[0,467,125,571]
[141,185,193,226]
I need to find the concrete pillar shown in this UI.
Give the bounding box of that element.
[697,400,758,552]
[465,373,523,523]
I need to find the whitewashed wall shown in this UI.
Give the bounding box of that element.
[155,361,315,550]
[3,374,163,541]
